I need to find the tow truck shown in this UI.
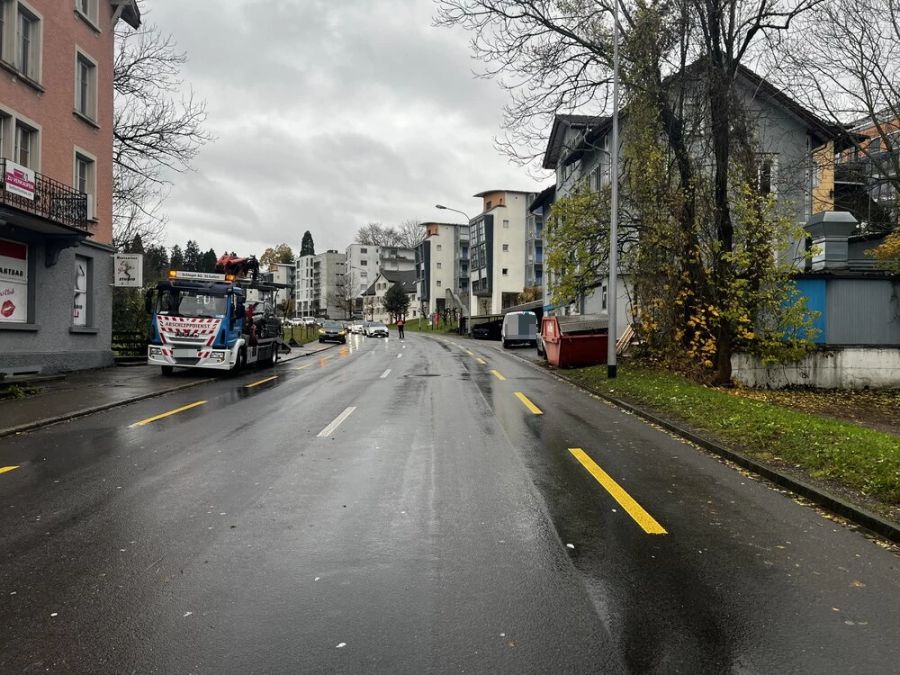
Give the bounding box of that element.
[145,254,290,375]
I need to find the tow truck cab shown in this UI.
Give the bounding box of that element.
[145,270,280,374]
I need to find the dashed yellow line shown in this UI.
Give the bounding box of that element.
[569,448,667,535]
[130,401,207,427]
[476,357,487,365]
[490,370,506,381]
[465,349,475,357]
[514,391,542,414]
[293,364,312,371]
[0,466,20,475]
[245,375,278,389]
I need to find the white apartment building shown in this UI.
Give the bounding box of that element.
[415,222,469,319]
[295,255,316,318]
[468,190,535,316]
[313,250,347,319]
[345,243,416,301]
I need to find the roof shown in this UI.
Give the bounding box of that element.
[362,269,418,296]
[542,115,610,169]
[528,185,556,211]
[473,189,539,198]
[112,0,142,28]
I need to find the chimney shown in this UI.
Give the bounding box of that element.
[803,211,858,271]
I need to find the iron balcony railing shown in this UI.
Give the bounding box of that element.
[0,159,89,232]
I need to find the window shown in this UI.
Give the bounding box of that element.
[74,150,96,219]
[0,112,8,158]
[73,255,90,326]
[436,262,442,269]
[758,155,778,196]
[14,121,36,168]
[16,4,39,81]
[360,259,367,266]
[503,219,509,228]
[486,200,492,210]
[502,244,509,252]
[436,280,441,287]
[75,52,97,120]
[360,248,367,254]
[502,268,508,276]
[436,244,442,251]
[75,0,98,26]
[0,237,28,324]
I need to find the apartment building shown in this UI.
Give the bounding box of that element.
[0,0,140,375]
[415,221,469,319]
[345,243,415,299]
[294,254,315,318]
[312,249,346,319]
[468,190,534,317]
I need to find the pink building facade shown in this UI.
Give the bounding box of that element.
[0,0,139,374]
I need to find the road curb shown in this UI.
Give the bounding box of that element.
[426,334,900,545]
[0,377,217,439]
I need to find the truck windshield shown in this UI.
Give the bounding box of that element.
[157,290,227,319]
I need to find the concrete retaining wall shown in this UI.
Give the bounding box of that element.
[732,348,900,389]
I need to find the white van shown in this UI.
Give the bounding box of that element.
[501,311,538,348]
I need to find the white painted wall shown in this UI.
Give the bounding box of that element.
[732,348,900,389]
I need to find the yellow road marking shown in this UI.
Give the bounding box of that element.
[130,401,207,427]
[569,448,667,535]
[245,375,278,389]
[514,391,542,414]
[490,370,506,381]
[476,357,487,365]
[0,466,20,475]
[465,349,475,356]
[293,364,312,371]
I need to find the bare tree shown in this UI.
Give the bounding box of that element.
[397,220,425,248]
[771,0,900,231]
[113,5,211,248]
[355,223,403,246]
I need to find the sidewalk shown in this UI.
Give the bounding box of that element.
[0,341,334,438]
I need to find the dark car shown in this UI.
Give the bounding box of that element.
[318,320,347,344]
[471,319,502,340]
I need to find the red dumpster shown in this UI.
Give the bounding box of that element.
[541,314,609,368]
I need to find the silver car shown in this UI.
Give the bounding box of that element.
[365,322,389,338]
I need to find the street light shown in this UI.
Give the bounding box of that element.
[435,205,472,334]
[607,2,620,380]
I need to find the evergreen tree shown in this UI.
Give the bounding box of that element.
[170,244,184,270]
[200,248,218,273]
[128,234,145,254]
[143,244,169,281]
[183,240,202,271]
[383,283,410,323]
[300,231,315,257]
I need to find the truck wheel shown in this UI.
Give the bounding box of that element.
[161,365,174,376]
[502,339,509,349]
[228,349,246,377]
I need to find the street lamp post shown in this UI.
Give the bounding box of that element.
[607,2,620,380]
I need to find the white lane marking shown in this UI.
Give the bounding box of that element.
[317,406,357,437]
[397,353,402,359]
[380,369,392,379]
[402,345,406,349]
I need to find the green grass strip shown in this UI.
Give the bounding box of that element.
[566,364,900,504]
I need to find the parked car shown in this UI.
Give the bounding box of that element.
[349,321,365,334]
[501,311,537,348]
[365,322,389,338]
[319,319,347,344]
[471,319,502,340]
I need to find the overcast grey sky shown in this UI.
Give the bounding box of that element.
[147,0,549,257]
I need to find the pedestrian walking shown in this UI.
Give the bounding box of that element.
[397,316,405,339]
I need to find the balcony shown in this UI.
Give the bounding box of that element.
[0,159,90,234]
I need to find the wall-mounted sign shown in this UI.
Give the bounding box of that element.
[3,160,35,201]
[114,253,143,287]
[0,238,28,323]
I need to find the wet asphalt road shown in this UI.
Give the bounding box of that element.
[1,333,898,674]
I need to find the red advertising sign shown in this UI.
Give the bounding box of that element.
[3,160,35,201]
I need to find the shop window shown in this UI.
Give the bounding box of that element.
[0,238,28,323]
[72,255,90,326]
